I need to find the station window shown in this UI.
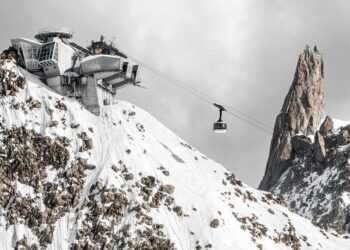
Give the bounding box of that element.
[39,42,57,61]
[21,43,40,60]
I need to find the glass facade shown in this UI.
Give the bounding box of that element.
[17,42,41,70]
[39,42,57,61]
[22,43,40,60]
[54,43,58,60]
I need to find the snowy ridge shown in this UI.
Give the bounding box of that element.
[0,60,349,249]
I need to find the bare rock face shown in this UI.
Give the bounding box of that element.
[0,59,26,97]
[291,135,312,156]
[259,46,325,190]
[337,129,349,145]
[270,117,350,233]
[260,47,350,233]
[319,115,334,135]
[314,131,326,162]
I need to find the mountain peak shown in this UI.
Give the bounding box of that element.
[259,47,350,234]
[282,45,325,134]
[259,46,325,191]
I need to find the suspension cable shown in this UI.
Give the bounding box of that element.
[125,53,273,135]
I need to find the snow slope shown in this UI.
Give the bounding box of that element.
[0,60,349,249]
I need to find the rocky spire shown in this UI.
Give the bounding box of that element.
[259,46,325,191]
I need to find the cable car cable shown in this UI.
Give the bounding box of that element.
[125,53,273,135]
[140,61,273,135]
[126,54,273,131]
[130,60,213,105]
[128,55,273,135]
[149,61,272,130]
[226,110,272,135]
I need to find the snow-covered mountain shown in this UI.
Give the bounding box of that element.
[0,59,349,249]
[259,46,350,234]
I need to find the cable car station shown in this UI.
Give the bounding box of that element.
[4,27,140,115]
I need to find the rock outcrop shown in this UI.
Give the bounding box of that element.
[259,46,325,190]
[320,115,334,135]
[271,116,350,233]
[259,46,350,233]
[314,131,326,162]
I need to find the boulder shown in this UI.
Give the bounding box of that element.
[173,206,183,216]
[124,173,134,181]
[49,120,59,127]
[55,100,67,111]
[162,170,170,176]
[210,219,220,228]
[85,164,96,170]
[71,123,80,129]
[85,138,93,150]
[141,176,156,188]
[160,184,175,195]
[30,100,42,109]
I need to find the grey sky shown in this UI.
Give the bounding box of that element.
[1,0,350,187]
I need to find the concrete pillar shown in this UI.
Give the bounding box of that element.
[46,76,67,95]
[81,76,100,115]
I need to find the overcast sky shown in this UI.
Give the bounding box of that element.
[1,0,350,187]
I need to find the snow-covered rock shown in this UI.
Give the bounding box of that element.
[270,115,350,234]
[0,59,349,249]
[259,46,350,235]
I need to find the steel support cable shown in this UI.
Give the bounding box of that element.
[131,60,213,105]
[226,110,272,135]
[126,54,273,135]
[127,54,273,131]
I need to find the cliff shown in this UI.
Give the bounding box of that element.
[259,46,325,191]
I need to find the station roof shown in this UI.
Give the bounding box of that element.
[35,27,73,41]
[11,38,42,46]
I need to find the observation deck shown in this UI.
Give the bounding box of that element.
[35,27,73,41]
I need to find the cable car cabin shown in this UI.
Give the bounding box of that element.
[213,103,227,133]
[213,121,227,133]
